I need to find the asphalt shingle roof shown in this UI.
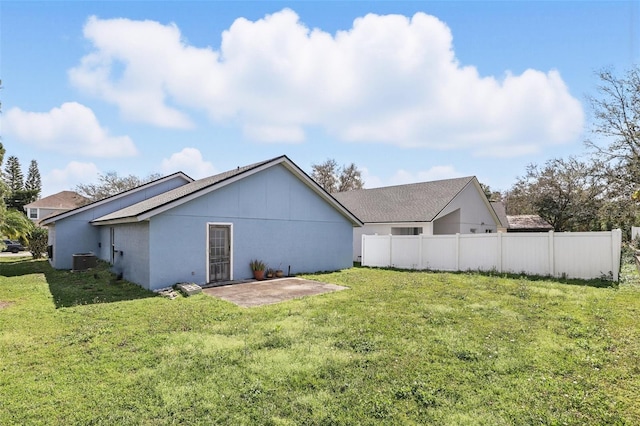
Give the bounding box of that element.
[506,215,553,230]
[92,157,277,223]
[25,191,89,209]
[491,201,509,228]
[332,176,475,223]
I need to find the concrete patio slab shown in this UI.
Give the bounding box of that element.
[202,277,348,307]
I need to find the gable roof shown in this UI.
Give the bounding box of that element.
[91,155,362,226]
[24,191,89,210]
[40,172,193,226]
[332,176,477,223]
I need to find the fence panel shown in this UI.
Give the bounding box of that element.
[362,235,391,267]
[501,233,550,276]
[554,232,619,280]
[422,235,457,271]
[391,236,421,269]
[362,230,622,281]
[459,234,498,272]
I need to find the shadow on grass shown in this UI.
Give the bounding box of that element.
[1,257,156,308]
[352,264,618,289]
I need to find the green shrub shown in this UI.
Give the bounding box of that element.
[28,227,48,259]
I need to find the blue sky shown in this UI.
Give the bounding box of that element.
[1,1,638,196]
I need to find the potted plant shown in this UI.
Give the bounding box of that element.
[266,268,275,279]
[250,259,266,280]
[275,263,284,278]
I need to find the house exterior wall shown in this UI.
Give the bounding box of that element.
[433,209,461,234]
[145,164,354,290]
[48,176,188,270]
[110,222,150,289]
[351,222,433,262]
[435,183,497,234]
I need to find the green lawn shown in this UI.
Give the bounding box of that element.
[1,257,639,425]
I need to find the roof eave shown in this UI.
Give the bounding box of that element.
[91,217,141,226]
[135,156,363,226]
[40,172,193,226]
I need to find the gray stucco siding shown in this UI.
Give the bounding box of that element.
[110,222,150,289]
[48,176,188,270]
[145,165,354,290]
[51,218,101,269]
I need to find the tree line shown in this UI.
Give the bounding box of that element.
[0,142,47,256]
[504,66,639,237]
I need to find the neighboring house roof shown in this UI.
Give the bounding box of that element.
[91,155,363,226]
[40,172,194,226]
[490,201,509,229]
[506,215,553,231]
[24,191,89,210]
[332,176,477,223]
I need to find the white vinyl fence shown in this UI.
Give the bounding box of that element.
[362,230,622,281]
[632,226,640,241]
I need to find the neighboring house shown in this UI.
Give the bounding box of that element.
[333,176,501,261]
[23,191,89,223]
[42,156,362,291]
[490,201,554,232]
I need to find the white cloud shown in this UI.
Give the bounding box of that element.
[44,161,100,195]
[160,147,216,179]
[389,166,464,186]
[3,102,137,157]
[69,10,584,155]
[360,167,383,189]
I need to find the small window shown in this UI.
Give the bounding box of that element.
[29,208,38,219]
[485,229,492,233]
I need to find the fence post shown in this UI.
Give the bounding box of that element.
[418,234,424,270]
[612,229,622,281]
[497,232,502,273]
[455,233,460,271]
[388,234,393,267]
[548,230,555,277]
[361,234,366,266]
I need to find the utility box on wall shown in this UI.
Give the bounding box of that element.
[72,252,97,271]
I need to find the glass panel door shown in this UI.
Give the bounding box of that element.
[209,225,230,282]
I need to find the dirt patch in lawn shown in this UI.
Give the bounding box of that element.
[202,277,348,307]
[0,301,13,310]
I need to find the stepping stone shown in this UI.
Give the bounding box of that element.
[176,283,202,296]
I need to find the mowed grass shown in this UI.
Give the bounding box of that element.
[1,257,639,425]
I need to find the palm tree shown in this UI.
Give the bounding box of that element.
[1,209,34,241]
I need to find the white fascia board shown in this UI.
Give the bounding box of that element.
[136,156,363,226]
[279,159,363,227]
[137,158,287,221]
[90,217,140,226]
[40,172,193,226]
[469,177,502,226]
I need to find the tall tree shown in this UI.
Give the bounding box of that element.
[25,159,42,199]
[479,183,502,202]
[0,209,33,240]
[311,159,338,193]
[75,171,163,202]
[584,66,640,235]
[3,155,23,192]
[311,159,364,193]
[337,163,364,192]
[505,157,606,232]
[586,66,640,195]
